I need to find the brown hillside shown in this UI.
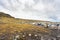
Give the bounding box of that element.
[0,12,14,18]
[0,12,54,40]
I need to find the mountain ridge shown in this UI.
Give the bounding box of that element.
[0,12,14,18]
[0,12,59,23]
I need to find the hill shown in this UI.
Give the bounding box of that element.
[0,12,55,40]
[0,12,14,18]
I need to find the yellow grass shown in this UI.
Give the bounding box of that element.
[0,17,52,40]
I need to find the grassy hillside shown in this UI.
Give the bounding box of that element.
[0,12,53,40]
[0,18,52,40]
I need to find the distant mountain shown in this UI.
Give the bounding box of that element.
[0,12,14,18]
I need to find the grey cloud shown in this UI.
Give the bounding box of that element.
[0,0,60,22]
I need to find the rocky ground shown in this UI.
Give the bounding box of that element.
[0,12,59,40]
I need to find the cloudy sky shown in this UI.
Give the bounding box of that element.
[0,0,60,22]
